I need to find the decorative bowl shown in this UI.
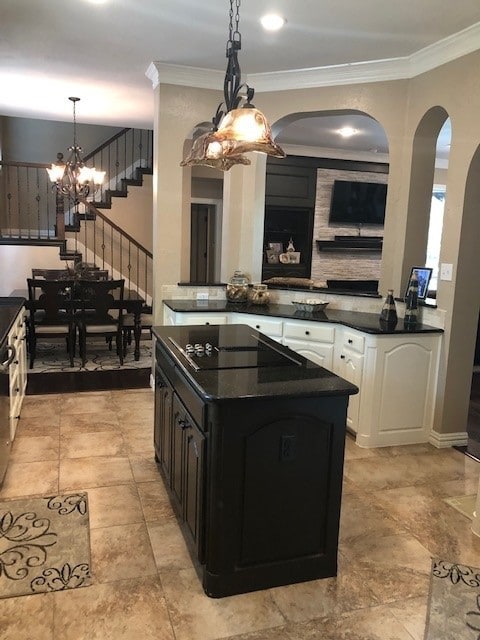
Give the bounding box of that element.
[292,299,329,313]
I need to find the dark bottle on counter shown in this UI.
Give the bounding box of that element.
[379,289,398,330]
[404,271,419,329]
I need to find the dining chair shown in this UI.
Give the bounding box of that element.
[26,278,76,368]
[31,268,70,280]
[74,279,125,367]
[122,305,153,355]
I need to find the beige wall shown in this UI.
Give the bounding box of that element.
[151,50,480,443]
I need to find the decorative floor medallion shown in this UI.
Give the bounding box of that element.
[0,493,91,598]
[424,559,480,639]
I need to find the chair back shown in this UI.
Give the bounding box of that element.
[76,279,125,324]
[27,278,74,324]
[32,268,70,280]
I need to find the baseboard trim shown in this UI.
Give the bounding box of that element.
[429,429,468,448]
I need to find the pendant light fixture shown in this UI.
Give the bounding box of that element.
[181,0,286,171]
[47,97,105,198]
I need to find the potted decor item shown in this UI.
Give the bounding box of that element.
[379,289,398,330]
[248,283,270,305]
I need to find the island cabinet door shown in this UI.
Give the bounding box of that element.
[203,394,347,598]
[171,393,206,562]
[154,366,173,481]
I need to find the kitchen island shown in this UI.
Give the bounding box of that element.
[153,323,358,597]
[163,300,444,448]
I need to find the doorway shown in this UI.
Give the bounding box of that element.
[190,203,216,283]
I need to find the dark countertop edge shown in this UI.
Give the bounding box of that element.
[153,325,358,401]
[0,297,25,346]
[162,300,444,335]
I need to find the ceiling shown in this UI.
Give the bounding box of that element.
[2,0,479,156]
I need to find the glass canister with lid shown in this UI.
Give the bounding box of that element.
[226,270,249,303]
[248,283,270,305]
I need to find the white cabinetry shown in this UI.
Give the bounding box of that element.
[162,303,442,448]
[8,307,27,440]
[333,328,364,433]
[283,320,335,369]
[231,313,283,343]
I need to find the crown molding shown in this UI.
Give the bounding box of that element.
[149,21,480,92]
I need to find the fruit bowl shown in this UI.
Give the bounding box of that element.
[292,299,329,313]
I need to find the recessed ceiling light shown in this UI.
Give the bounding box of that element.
[260,14,286,31]
[85,0,108,4]
[337,126,358,138]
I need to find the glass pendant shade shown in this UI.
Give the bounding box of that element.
[46,161,66,183]
[180,131,251,171]
[212,107,286,158]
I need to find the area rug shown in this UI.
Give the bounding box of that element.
[29,339,152,373]
[424,559,480,639]
[0,493,91,598]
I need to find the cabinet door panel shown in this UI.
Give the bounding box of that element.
[172,397,186,506]
[184,423,205,561]
[338,350,363,432]
[284,338,334,370]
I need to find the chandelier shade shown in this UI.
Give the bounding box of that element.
[181,0,285,171]
[47,97,105,198]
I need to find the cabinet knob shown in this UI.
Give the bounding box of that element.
[205,322,210,325]
[178,418,189,430]
[348,339,353,344]
[305,330,310,336]
[340,354,345,359]
[256,325,260,329]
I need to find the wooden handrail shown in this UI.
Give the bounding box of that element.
[79,197,153,258]
[83,127,130,162]
[0,160,49,169]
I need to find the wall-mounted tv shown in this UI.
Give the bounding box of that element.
[329,180,387,226]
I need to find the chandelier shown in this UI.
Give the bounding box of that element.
[181,0,286,171]
[47,97,105,198]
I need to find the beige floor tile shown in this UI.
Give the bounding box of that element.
[137,480,176,522]
[59,392,114,415]
[344,435,376,461]
[129,454,162,482]
[87,483,144,528]
[116,406,153,427]
[0,591,55,640]
[285,605,420,640]
[16,415,60,437]
[10,435,59,462]
[387,596,428,640]
[0,460,59,499]
[53,576,175,640]
[112,391,154,410]
[160,567,286,640]
[122,429,154,455]
[60,430,126,458]
[21,395,63,418]
[269,564,380,623]
[90,523,157,583]
[59,456,133,490]
[147,520,193,570]
[59,411,120,434]
[339,491,406,544]
[341,532,432,603]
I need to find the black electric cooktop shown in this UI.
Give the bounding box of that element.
[168,329,302,371]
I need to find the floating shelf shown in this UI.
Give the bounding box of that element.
[316,238,383,252]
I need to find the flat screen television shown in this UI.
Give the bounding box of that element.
[329,180,387,226]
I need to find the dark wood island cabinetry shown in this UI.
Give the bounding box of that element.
[153,324,357,597]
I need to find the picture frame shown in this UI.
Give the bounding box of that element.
[266,249,280,264]
[268,242,283,254]
[404,266,433,300]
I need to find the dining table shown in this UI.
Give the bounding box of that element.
[10,287,146,361]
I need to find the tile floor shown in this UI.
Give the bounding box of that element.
[2,389,480,639]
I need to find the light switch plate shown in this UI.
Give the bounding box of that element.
[440,263,453,281]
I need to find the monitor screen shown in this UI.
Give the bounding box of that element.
[329,180,387,226]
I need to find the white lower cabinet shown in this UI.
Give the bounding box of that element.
[8,306,27,440]
[231,313,283,343]
[162,304,442,447]
[283,320,335,370]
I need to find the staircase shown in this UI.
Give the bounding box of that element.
[0,127,153,306]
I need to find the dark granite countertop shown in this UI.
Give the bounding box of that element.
[153,324,358,402]
[0,297,25,346]
[163,299,443,335]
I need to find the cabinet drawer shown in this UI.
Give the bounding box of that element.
[177,313,229,326]
[284,321,335,343]
[240,316,283,337]
[343,331,365,354]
